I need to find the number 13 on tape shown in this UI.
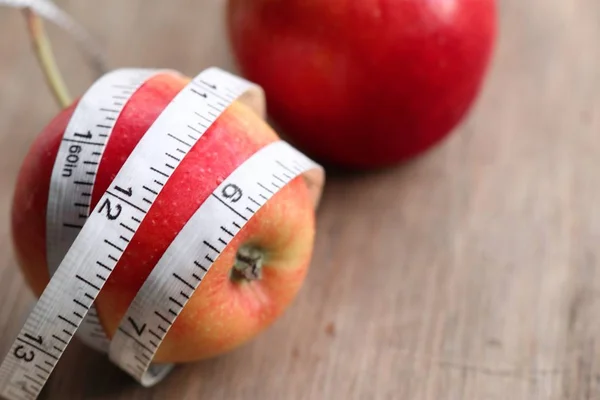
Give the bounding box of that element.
[0,67,324,400]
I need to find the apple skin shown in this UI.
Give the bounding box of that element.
[227,0,497,168]
[11,72,316,362]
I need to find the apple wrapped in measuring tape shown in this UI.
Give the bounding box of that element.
[10,69,323,369]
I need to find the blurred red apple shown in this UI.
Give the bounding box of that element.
[227,0,497,168]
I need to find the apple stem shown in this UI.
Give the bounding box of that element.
[23,7,72,109]
[231,245,264,282]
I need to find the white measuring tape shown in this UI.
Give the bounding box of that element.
[47,68,165,353]
[0,67,324,400]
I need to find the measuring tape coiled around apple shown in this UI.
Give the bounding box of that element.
[0,66,323,400]
[46,68,165,353]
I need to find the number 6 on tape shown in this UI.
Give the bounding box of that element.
[0,67,267,400]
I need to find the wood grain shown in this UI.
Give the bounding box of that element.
[1,0,599,398]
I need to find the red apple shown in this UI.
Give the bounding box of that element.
[11,72,317,362]
[227,0,497,168]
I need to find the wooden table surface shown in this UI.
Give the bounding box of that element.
[1,0,599,399]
